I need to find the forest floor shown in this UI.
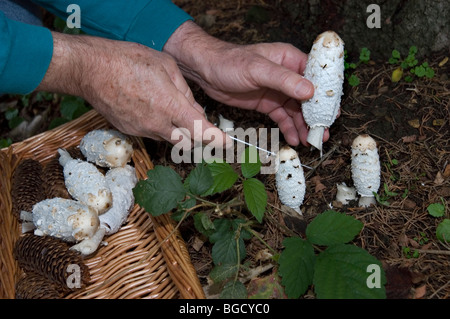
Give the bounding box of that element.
[1,0,448,299]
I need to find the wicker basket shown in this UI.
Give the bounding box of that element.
[0,110,204,299]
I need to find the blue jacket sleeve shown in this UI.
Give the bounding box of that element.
[32,0,193,51]
[0,11,53,94]
[1,1,192,94]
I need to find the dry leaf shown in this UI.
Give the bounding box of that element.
[402,135,417,143]
[432,119,445,126]
[434,171,444,185]
[407,119,420,128]
[438,56,448,67]
[443,164,450,178]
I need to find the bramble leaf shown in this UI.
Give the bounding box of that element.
[278,237,315,299]
[133,166,186,216]
[313,244,386,299]
[241,146,261,178]
[436,219,450,242]
[243,178,267,223]
[306,210,363,246]
[203,160,239,196]
[185,162,213,195]
[220,280,247,299]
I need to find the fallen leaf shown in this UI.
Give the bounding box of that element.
[311,175,326,192]
[402,135,417,143]
[408,119,420,128]
[432,119,445,126]
[321,159,335,167]
[443,164,450,178]
[434,171,444,185]
[438,56,448,67]
[414,285,427,299]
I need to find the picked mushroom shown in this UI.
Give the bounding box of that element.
[335,183,357,205]
[301,31,345,156]
[58,148,112,214]
[80,129,133,168]
[99,165,138,235]
[20,198,99,243]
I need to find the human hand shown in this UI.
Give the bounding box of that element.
[164,21,328,147]
[37,32,228,148]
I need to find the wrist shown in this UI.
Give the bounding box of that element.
[37,32,86,97]
[163,20,230,82]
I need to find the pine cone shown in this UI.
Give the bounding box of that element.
[13,234,90,291]
[15,272,64,299]
[11,158,46,220]
[43,146,85,199]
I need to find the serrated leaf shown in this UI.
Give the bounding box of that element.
[241,146,261,178]
[193,212,215,237]
[427,203,445,217]
[133,166,186,216]
[278,237,315,299]
[185,162,213,195]
[243,178,267,223]
[203,161,238,196]
[220,280,247,299]
[436,219,450,242]
[171,197,197,222]
[212,231,246,265]
[313,244,386,299]
[210,263,239,283]
[306,210,363,246]
[247,271,288,299]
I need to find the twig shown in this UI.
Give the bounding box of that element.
[414,249,450,256]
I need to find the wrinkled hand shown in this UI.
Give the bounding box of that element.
[164,21,327,147]
[38,32,227,147]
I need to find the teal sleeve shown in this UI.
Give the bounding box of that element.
[0,12,53,94]
[32,0,193,51]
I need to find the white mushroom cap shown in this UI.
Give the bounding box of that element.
[351,134,381,206]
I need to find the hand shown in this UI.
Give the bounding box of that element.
[37,32,228,148]
[164,21,327,147]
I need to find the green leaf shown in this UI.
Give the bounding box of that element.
[243,178,267,223]
[359,48,371,63]
[427,203,445,217]
[48,117,69,130]
[210,263,239,283]
[211,231,246,265]
[171,197,197,222]
[391,49,401,59]
[306,210,363,246]
[348,74,360,87]
[278,237,315,299]
[425,67,435,78]
[203,160,239,196]
[133,166,186,216]
[193,212,215,237]
[220,280,247,299]
[0,138,12,149]
[313,244,386,299]
[60,96,89,120]
[185,162,213,195]
[436,219,450,242]
[241,146,261,178]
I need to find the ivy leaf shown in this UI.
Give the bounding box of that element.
[243,178,267,223]
[241,146,261,178]
[306,210,363,246]
[203,160,238,196]
[313,244,386,299]
[185,162,213,195]
[220,280,247,299]
[436,219,450,242]
[278,237,315,299]
[133,166,186,216]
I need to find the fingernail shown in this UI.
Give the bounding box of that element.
[295,80,314,99]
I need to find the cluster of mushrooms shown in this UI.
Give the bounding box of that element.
[21,129,137,256]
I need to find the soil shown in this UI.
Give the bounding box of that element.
[1,0,449,299]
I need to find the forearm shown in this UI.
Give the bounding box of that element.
[36,32,85,96]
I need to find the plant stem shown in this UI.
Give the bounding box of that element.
[245,226,277,255]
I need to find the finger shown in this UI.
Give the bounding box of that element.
[249,57,314,101]
[170,91,232,149]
